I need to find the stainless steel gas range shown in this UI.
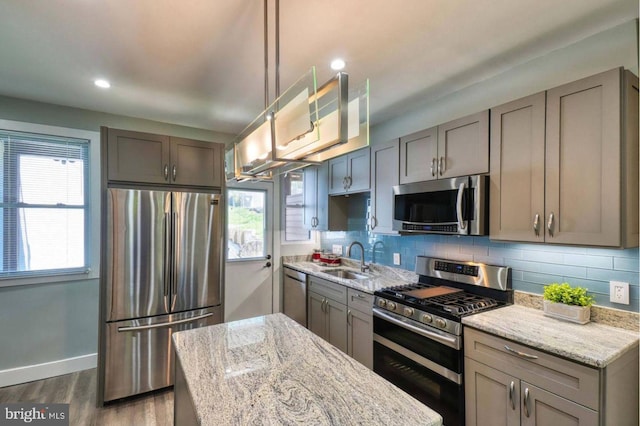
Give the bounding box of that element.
[373,256,512,426]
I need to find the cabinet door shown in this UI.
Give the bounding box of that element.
[437,110,489,179]
[346,148,370,192]
[399,126,438,184]
[326,299,348,353]
[303,165,319,230]
[107,128,170,184]
[170,137,223,187]
[465,358,520,426]
[307,291,327,340]
[370,140,399,234]
[490,93,546,242]
[521,382,598,426]
[347,307,373,369]
[328,155,348,194]
[316,162,329,230]
[545,68,622,246]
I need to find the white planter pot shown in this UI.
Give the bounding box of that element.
[543,300,590,324]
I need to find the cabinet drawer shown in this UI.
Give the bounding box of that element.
[464,327,599,410]
[347,289,373,314]
[308,276,347,304]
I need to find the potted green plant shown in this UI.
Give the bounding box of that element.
[543,282,594,324]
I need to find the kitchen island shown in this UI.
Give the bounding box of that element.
[172,313,442,425]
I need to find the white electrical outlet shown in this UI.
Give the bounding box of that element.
[393,253,401,265]
[332,244,343,255]
[610,281,629,305]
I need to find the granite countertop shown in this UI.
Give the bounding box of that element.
[462,305,639,368]
[173,313,442,426]
[282,259,416,294]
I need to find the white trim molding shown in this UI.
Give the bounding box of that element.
[0,353,97,388]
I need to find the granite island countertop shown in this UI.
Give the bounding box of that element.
[282,259,416,294]
[172,313,442,426]
[462,305,639,368]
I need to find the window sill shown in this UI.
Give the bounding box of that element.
[0,269,98,288]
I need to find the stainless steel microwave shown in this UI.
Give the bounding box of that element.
[392,175,488,235]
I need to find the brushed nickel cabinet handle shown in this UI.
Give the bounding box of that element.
[533,213,540,236]
[172,165,177,181]
[504,345,538,359]
[164,164,169,181]
[509,381,516,410]
[524,387,530,418]
[347,309,352,326]
[430,158,437,177]
[439,156,445,176]
[547,212,554,237]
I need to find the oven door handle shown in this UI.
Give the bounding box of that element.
[373,308,461,350]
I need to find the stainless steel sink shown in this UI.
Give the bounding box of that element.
[322,269,370,280]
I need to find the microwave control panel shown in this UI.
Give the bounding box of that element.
[402,223,458,233]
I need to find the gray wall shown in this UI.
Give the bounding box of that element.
[0,97,233,373]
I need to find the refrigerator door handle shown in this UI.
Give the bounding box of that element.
[117,313,214,332]
[171,211,178,311]
[163,212,171,312]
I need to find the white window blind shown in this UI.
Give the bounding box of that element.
[0,129,90,278]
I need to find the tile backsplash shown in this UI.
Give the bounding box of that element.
[320,199,639,312]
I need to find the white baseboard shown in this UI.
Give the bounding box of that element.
[0,353,97,388]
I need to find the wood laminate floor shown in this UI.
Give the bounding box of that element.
[0,369,173,425]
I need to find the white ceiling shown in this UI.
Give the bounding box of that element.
[0,0,636,135]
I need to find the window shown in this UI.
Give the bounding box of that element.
[282,171,310,242]
[227,189,266,259]
[0,129,89,279]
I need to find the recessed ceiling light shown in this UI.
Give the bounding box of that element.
[94,79,111,89]
[330,59,346,71]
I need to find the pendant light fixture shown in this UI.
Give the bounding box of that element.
[225,0,369,181]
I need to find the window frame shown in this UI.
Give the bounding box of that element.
[0,119,100,288]
[280,170,312,244]
[226,187,268,262]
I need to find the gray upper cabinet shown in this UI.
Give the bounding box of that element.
[328,148,370,195]
[399,111,489,184]
[491,68,639,247]
[303,163,329,230]
[106,128,223,187]
[490,92,546,243]
[437,110,489,179]
[400,126,438,183]
[370,139,399,234]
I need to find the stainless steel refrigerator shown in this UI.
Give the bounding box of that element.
[98,188,223,404]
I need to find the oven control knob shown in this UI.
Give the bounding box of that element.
[435,318,447,328]
[403,307,414,317]
[377,299,387,308]
[421,314,433,323]
[387,302,397,311]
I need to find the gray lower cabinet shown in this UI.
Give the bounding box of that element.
[307,277,348,353]
[307,277,373,369]
[347,289,373,369]
[105,127,223,187]
[465,327,639,426]
[490,68,639,247]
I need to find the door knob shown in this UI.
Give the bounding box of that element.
[266,254,272,260]
[265,262,272,268]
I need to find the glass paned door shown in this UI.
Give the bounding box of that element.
[227,189,266,259]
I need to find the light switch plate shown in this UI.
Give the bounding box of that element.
[393,253,401,265]
[610,281,629,305]
[332,244,343,255]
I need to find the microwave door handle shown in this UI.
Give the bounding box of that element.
[456,182,466,230]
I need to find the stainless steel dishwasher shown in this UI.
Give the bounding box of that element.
[283,267,307,327]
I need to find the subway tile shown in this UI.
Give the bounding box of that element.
[520,250,565,264]
[587,247,639,258]
[488,247,523,260]
[460,244,488,257]
[506,259,587,279]
[586,268,639,285]
[561,278,611,295]
[472,255,505,266]
[591,294,639,312]
[512,280,545,294]
[443,252,474,262]
[613,257,640,272]
[511,270,524,281]
[521,271,564,285]
[563,254,613,269]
